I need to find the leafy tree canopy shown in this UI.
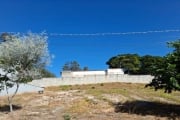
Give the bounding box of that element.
[106,54,164,75]
[62,61,88,71]
[147,40,180,93]
[140,55,164,75]
[41,69,56,78]
[107,40,180,92]
[106,54,141,74]
[0,32,50,111]
[62,61,81,71]
[0,33,13,43]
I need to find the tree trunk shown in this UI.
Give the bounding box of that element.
[5,82,13,112]
[5,82,19,112]
[8,97,13,112]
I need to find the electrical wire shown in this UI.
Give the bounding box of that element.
[0,29,180,36]
[49,29,180,36]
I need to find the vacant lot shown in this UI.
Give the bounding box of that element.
[0,83,180,120]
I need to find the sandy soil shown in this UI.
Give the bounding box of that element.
[0,83,180,120]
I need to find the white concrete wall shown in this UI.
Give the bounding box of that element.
[72,71,106,77]
[61,68,124,77]
[107,68,124,75]
[0,83,44,96]
[0,74,154,96]
[29,75,154,87]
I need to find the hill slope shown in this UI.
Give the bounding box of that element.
[0,83,180,120]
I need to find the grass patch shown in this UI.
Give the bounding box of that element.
[63,113,71,120]
[1,82,180,120]
[46,85,72,91]
[67,99,90,113]
[45,83,180,104]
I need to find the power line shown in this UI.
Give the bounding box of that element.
[49,29,180,36]
[1,29,180,36]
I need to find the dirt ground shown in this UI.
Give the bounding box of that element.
[0,83,180,120]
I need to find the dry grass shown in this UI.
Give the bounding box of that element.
[0,82,180,120]
[67,99,90,113]
[46,83,180,103]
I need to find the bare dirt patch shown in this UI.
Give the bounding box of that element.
[0,83,180,120]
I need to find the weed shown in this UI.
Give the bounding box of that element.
[63,113,71,120]
[60,85,71,91]
[91,86,95,89]
[67,99,90,113]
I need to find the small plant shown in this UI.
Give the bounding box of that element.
[63,113,71,120]
[91,86,95,89]
[100,83,104,86]
[60,85,71,91]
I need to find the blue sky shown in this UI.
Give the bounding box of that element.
[1,0,180,77]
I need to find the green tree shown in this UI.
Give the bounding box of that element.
[147,40,180,93]
[0,33,13,43]
[83,66,89,71]
[41,69,56,78]
[62,61,81,71]
[106,54,140,74]
[139,55,164,75]
[62,62,70,71]
[71,61,81,71]
[0,32,50,112]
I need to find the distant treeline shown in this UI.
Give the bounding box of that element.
[106,54,163,75]
[107,40,180,92]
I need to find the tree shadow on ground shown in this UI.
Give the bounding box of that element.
[113,100,180,120]
[0,105,22,112]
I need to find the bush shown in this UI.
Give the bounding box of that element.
[63,113,71,120]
